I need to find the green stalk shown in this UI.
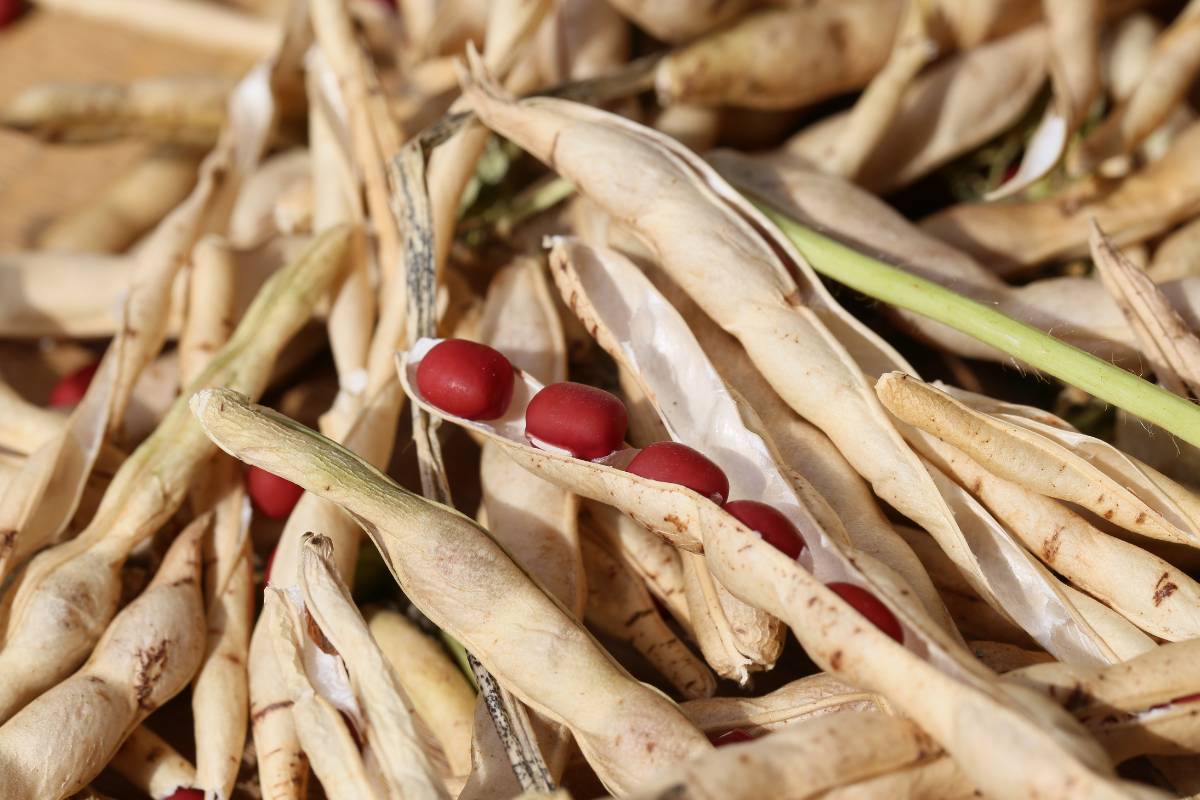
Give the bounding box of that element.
[755,201,1200,450]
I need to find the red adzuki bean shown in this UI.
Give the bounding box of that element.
[47,361,99,407]
[0,0,24,28]
[246,466,304,520]
[827,582,903,644]
[416,339,514,420]
[726,500,806,559]
[525,382,627,460]
[165,789,204,800]
[710,728,757,746]
[626,442,728,504]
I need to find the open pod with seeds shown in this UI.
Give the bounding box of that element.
[0,517,206,800]
[194,388,1167,800]
[457,56,1137,673]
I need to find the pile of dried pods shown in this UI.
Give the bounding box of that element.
[5,1,1200,798]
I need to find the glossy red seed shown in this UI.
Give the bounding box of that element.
[827,582,903,644]
[626,442,729,504]
[246,466,304,520]
[48,361,99,407]
[726,500,806,559]
[164,789,205,800]
[416,339,514,420]
[0,0,24,28]
[525,382,627,459]
[1173,692,1200,705]
[710,728,757,746]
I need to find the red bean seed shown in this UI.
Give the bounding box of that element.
[626,442,729,504]
[525,382,627,459]
[246,466,304,520]
[47,361,99,408]
[726,500,806,559]
[827,582,903,644]
[416,339,514,420]
[164,789,205,800]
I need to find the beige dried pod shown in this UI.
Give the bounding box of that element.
[625,710,938,800]
[681,672,883,733]
[970,641,1055,673]
[29,0,280,58]
[1148,216,1200,282]
[0,376,67,456]
[462,62,1114,665]
[819,756,978,800]
[1104,12,1162,103]
[0,75,236,147]
[0,519,205,799]
[228,149,311,248]
[921,121,1200,275]
[606,0,755,43]
[775,26,1047,193]
[36,147,203,254]
[198,388,1170,800]
[1078,3,1200,174]
[877,374,1200,548]
[0,227,351,724]
[180,235,238,385]
[299,534,448,799]
[579,521,716,700]
[366,608,475,778]
[532,0,630,85]
[987,0,1100,198]
[191,389,712,795]
[109,725,197,800]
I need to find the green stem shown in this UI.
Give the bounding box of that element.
[755,201,1200,450]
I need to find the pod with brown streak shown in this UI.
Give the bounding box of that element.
[605,0,755,44]
[0,227,351,724]
[191,388,713,795]
[462,62,1114,666]
[681,672,883,734]
[773,26,1047,194]
[970,641,1055,673]
[625,710,939,800]
[108,725,197,800]
[653,0,1040,109]
[297,534,448,798]
[545,242,792,681]
[987,0,1100,198]
[0,75,236,147]
[579,519,716,700]
[1078,2,1200,174]
[921,121,1200,276]
[0,519,205,800]
[399,343,1153,798]
[201,388,1173,799]
[876,374,1200,549]
[571,234,954,637]
[583,499,692,636]
[35,146,203,253]
[366,608,475,780]
[895,394,1200,641]
[709,152,1200,368]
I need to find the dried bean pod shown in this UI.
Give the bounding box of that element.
[108,724,197,800]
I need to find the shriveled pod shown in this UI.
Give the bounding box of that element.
[878,375,1200,549]
[770,26,1048,193]
[582,500,691,632]
[624,710,938,800]
[191,389,712,795]
[395,351,1159,800]
[579,519,716,700]
[460,59,1117,668]
[0,519,206,799]
[0,75,237,147]
[0,227,352,724]
[921,121,1200,275]
[605,0,755,43]
[109,725,197,800]
[681,672,884,734]
[366,608,475,779]
[36,146,203,254]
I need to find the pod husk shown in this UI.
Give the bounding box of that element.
[191,388,713,795]
[461,59,1115,666]
[108,724,197,800]
[680,672,883,733]
[0,226,351,724]
[0,519,205,800]
[1149,216,1200,283]
[921,121,1200,275]
[604,0,755,43]
[36,146,203,253]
